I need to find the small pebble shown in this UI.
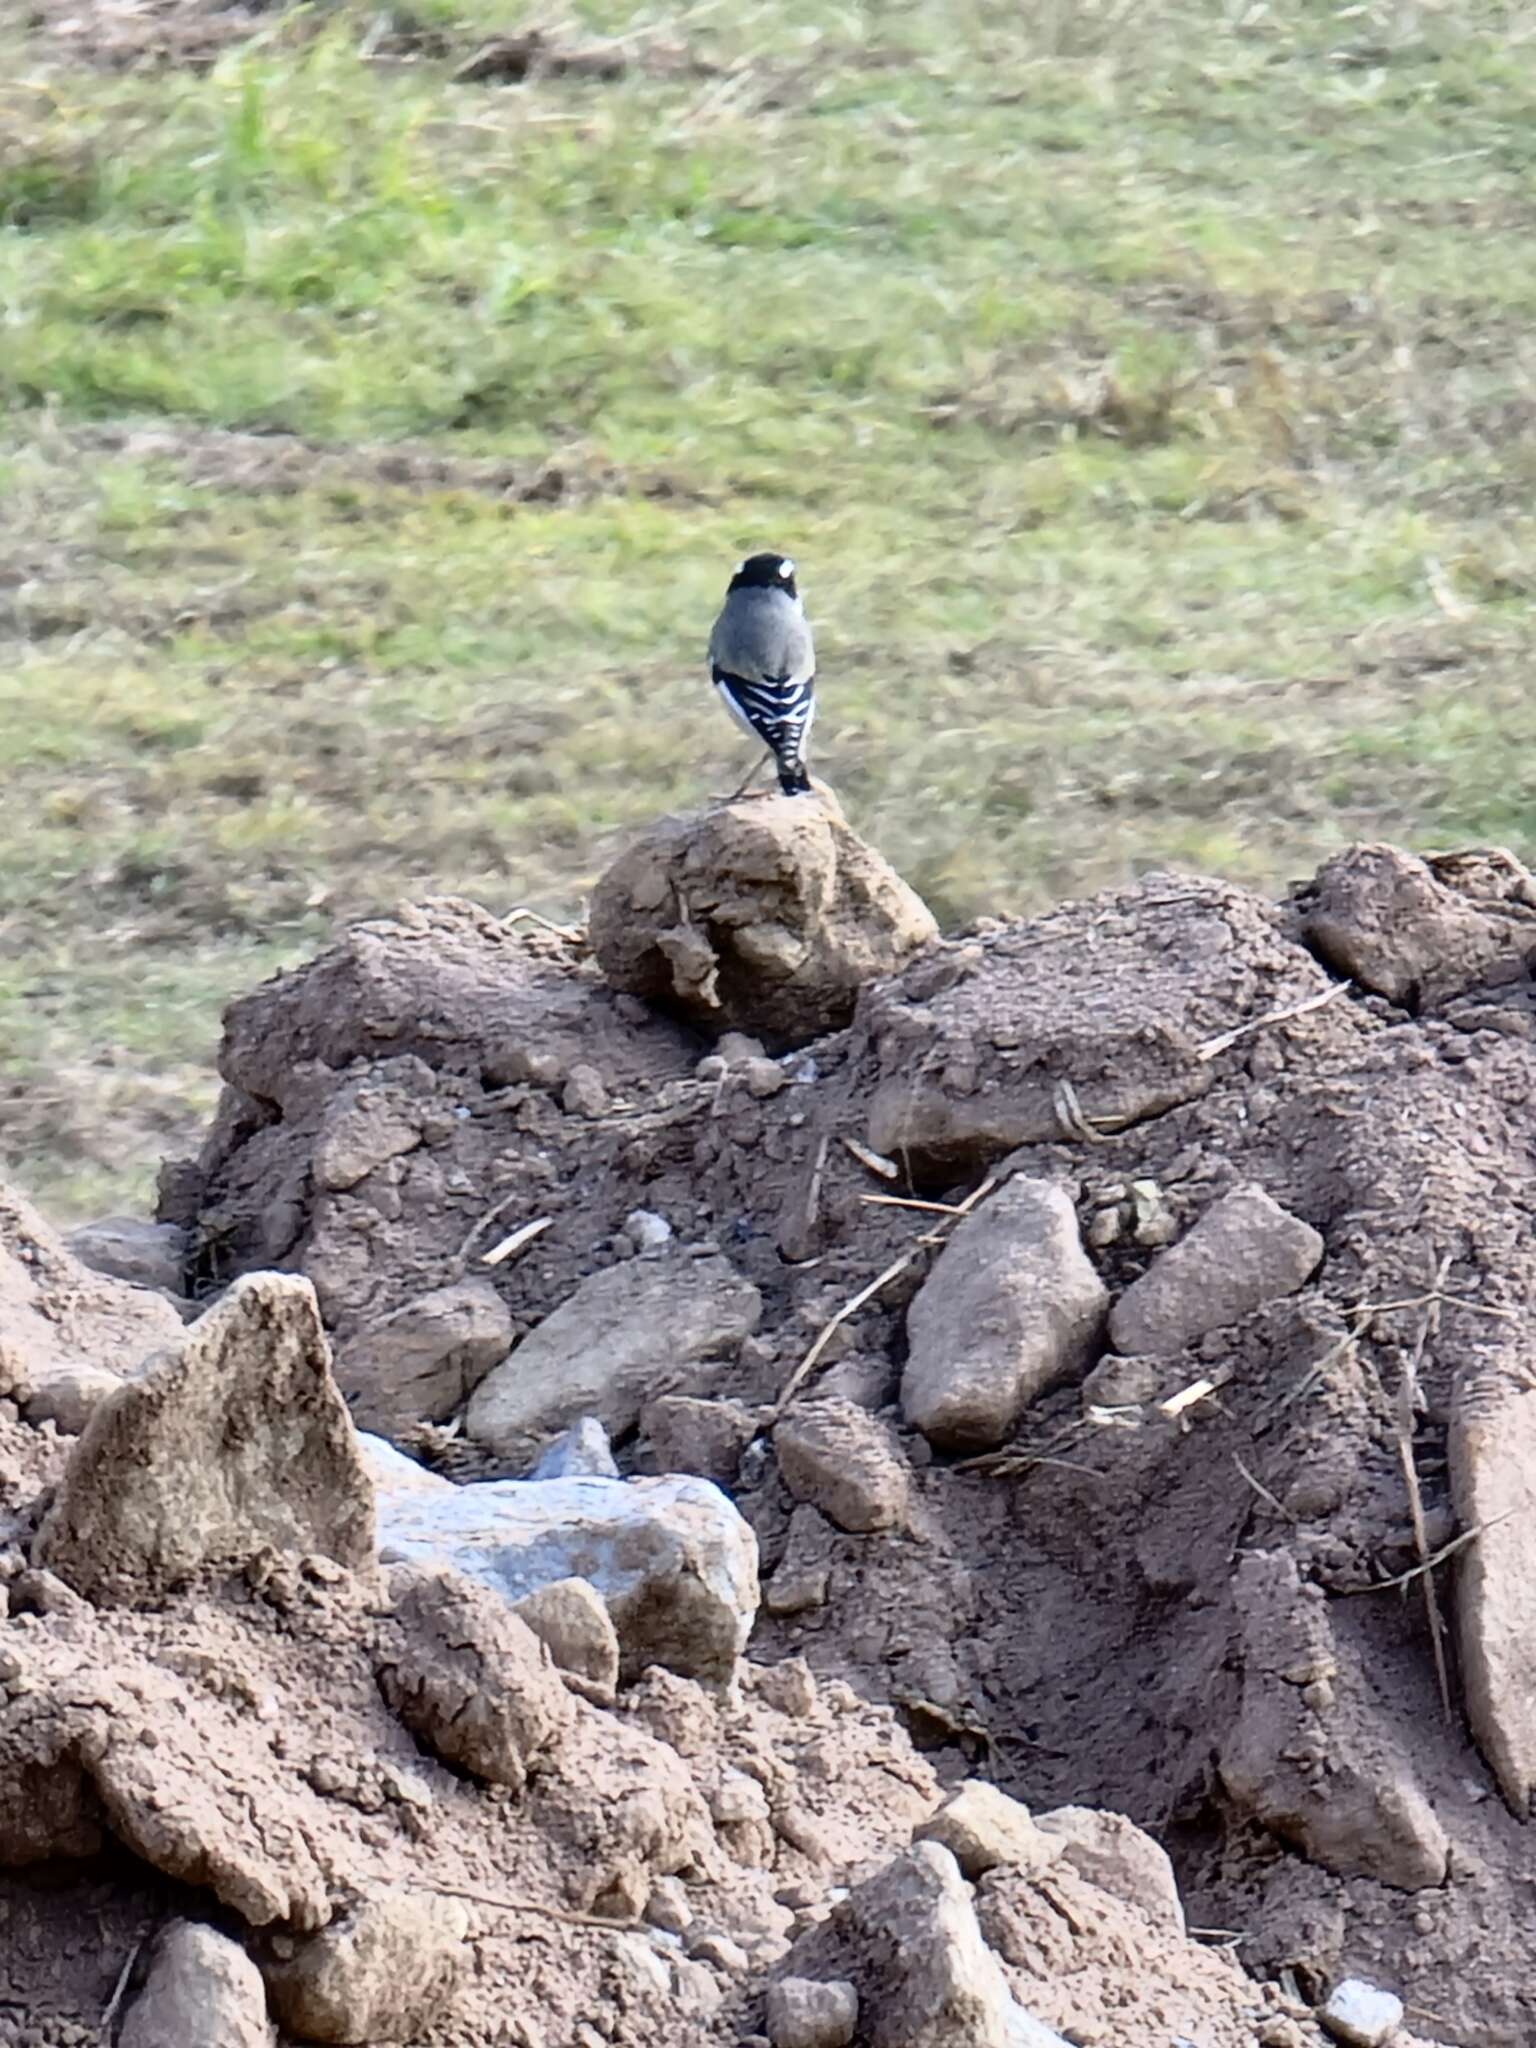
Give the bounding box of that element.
[764,1976,858,2048]
[624,1208,674,1251]
[1318,1977,1404,2047]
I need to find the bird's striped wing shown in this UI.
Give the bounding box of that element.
[712,666,817,766]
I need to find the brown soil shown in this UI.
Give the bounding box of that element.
[9,828,1536,2042]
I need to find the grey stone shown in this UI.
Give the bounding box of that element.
[625,1209,674,1251]
[363,1435,757,1684]
[915,1782,1056,1881]
[775,1398,908,1533]
[1108,1183,1323,1356]
[335,1279,512,1432]
[1450,1366,1536,1812]
[465,1253,761,1452]
[529,1416,620,1480]
[66,1216,187,1299]
[36,1274,375,1604]
[1318,1978,1405,2047]
[120,1920,273,2048]
[21,1360,124,1436]
[766,1976,859,2048]
[902,1178,1108,1451]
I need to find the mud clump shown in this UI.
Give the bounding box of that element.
[589,792,938,1045]
[13,822,1536,2044]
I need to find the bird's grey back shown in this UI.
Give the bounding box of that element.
[709,586,814,684]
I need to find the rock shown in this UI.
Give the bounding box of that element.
[529,1416,620,1480]
[916,1783,1057,1881]
[1108,1183,1323,1357]
[262,1889,469,2044]
[589,795,937,1047]
[625,1208,674,1251]
[643,1395,759,1482]
[562,1062,611,1118]
[120,1920,273,2048]
[860,875,1351,1179]
[35,1273,375,1604]
[21,1360,124,1436]
[901,1178,1108,1450]
[0,1180,185,1406]
[514,1577,621,1702]
[764,1504,833,1617]
[334,1279,512,1432]
[66,1216,188,1299]
[1300,842,1528,1008]
[766,1976,859,2048]
[312,1062,429,1192]
[1318,1978,1405,2047]
[1032,1807,1184,1932]
[465,1254,761,1453]
[790,1840,1016,2048]
[644,1873,694,1934]
[1449,1366,1536,1813]
[364,1436,758,1683]
[774,1398,908,1533]
[375,1564,574,1790]
[1218,1551,1448,1889]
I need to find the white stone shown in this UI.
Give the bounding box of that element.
[363,1435,757,1684]
[1319,1978,1404,2047]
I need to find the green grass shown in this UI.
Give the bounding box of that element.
[4,0,1536,1215]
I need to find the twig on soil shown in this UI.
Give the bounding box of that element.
[452,1189,526,1271]
[860,1193,973,1216]
[1193,980,1349,1061]
[801,1133,830,1241]
[1052,1078,1118,1144]
[1343,1511,1516,1596]
[100,1933,147,2040]
[500,905,585,944]
[482,1216,554,1266]
[1233,1453,1295,1523]
[1399,1252,1455,1720]
[414,1881,643,1932]
[772,1174,1000,1417]
[843,1135,900,1180]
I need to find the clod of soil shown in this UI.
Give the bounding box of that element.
[588,792,938,1046]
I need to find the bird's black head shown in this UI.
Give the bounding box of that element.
[728,552,798,600]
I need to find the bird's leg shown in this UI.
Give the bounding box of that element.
[712,752,777,803]
[731,750,776,798]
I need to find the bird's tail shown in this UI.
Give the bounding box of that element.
[776,756,812,796]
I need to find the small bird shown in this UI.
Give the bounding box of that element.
[708,552,816,796]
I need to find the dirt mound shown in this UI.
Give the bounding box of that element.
[15,829,1536,2041]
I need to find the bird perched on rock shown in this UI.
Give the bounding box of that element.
[708,552,816,796]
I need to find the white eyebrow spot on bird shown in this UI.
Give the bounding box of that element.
[733,559,745,575]
[779,558,795,577]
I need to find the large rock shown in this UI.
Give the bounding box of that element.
[589,794,938,1047]
[334,1279,512,1433]
[1449,1365,1536,1813]
[1218,1551,1448,1889]
[1298,842,1535,1009]
[0,1181,184,1410]
[66,1216,189,1300]
[915,1783,1056,1882]
[261,1890,470,2045]
[1032,1807,1183,1932]
[35,1272,375,1604]
[901,1178,1107,1450]
[1108,1182,1323,1357]
[465,1253,761,1454]
[774,1397,909,1532]
[788,1840,1016,2048]
[375,1564,575,1790]
[859,874,1359,1179]
[364,1436,758,1683]
[120,1920,273,2048]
